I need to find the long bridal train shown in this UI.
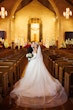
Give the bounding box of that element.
[10,45,67,108]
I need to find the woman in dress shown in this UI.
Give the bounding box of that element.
[10,42,67,108]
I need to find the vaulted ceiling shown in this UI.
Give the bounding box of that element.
[0,0,73,17]
[0,0,55,16]
[65,0,73,6]
[15,0,55,13]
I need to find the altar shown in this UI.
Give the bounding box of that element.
[28,18,42,42]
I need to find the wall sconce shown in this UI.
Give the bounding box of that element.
[63,8,72,19]
[0,7,7,18]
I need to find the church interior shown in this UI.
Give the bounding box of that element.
[0,0,73,110]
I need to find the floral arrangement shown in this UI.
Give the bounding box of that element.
[26,53,33,58]
[61,38,73,48]
[26,53,33,61]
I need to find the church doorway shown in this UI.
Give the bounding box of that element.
[28,18,42,42]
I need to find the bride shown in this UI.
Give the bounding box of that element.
[10,42,67,108]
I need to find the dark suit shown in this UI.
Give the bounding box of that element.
[27,46,33,53]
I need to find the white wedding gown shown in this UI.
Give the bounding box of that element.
[10,46,67,108]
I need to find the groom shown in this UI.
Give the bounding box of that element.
[27,41,35,53]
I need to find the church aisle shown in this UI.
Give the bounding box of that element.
[0,95,73,110]
[0,48,73,110]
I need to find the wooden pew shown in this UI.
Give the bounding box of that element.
[59,64,73,85]
[0,64,14,93]
[7,53,26,80]
[54,60,67,79]
[0,71,8,97]
[64,71,73,97]
[49,57,64,77]
[3,59,17,83]
[0,49,15,58]
[0,49,26,97]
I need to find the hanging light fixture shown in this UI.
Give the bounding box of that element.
[63,8,72,19]
[0,7,8,18]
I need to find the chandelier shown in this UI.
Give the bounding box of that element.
[63,8,72,19]
[0,7,7,18]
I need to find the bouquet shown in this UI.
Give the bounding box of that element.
[26,53,33,61]
[26,53,33,58]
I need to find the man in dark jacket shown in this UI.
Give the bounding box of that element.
[27,41,35,53]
